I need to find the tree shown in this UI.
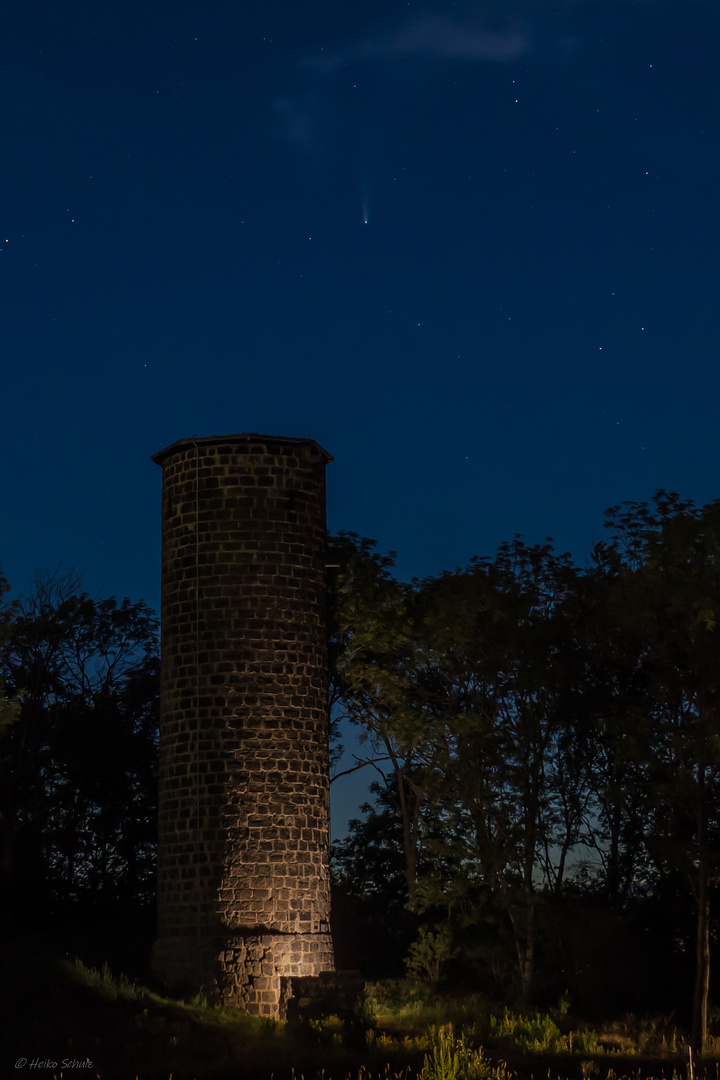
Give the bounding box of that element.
[330,531,589,1000]
[328,533,431,899]
[0,567,22,916]
[330,780,417,974]
[596,493,720,1051]
[409,539,584,1001]
[0,570,20,743]
[566,552,656,905]
[0,570,159,927]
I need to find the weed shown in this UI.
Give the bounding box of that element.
[422,1024,512,1080]
[423,1025,488,1080]
[599,1013,681,1055]
[260,1016,278,1037]
[189,990,211,1009]
[368,979,436,1010]
[355,991,379,1029]
[570,1030,603,1055]
[488,1008,562,1053]
[64,957,148,1003]
[308,1013,345,1045]
[579,1060,600,1078]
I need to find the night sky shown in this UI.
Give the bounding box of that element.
[2,1,719,834]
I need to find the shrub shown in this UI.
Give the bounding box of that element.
[406,926,458,983]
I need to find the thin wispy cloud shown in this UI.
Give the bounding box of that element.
[305,15,531,72]
[353,17,529,63]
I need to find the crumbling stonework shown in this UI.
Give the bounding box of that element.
[151,433,335,1016]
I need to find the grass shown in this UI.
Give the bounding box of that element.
[365,981,690,1059]
[1,944,714,1080]
[1,942,428,1080]
[2,941,284,1080]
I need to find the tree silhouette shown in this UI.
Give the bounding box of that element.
[0,570,159,930]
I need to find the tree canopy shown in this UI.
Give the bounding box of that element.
[329,496,720,1044]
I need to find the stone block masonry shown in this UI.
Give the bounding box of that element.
[151,434,335,1016]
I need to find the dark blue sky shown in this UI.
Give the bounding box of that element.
[2,0,718,833]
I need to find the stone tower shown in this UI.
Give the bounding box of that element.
[151,433,334,1016]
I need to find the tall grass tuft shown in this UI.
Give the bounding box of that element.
[64,957,148,1002]
[422,1024,507,1080]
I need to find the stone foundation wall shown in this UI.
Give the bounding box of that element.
[218,932,335,1014]
[151,434,335,1014]
[283,970,365,1021]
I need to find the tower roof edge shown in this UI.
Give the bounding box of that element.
[152,433,334,466]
